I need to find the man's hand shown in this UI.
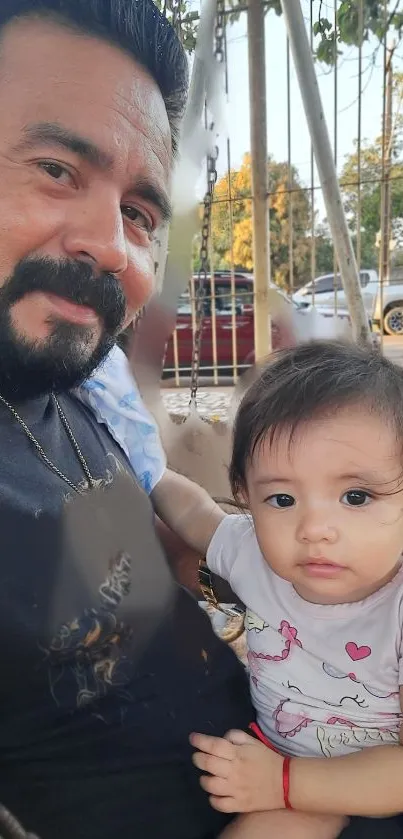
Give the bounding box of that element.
[190,729,285,813]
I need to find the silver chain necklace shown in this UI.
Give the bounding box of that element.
[0,393,96,494]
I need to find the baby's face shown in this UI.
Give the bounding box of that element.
[245,407,403,604]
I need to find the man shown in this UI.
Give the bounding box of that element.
[0,4,399,839]
[0,3,252,837]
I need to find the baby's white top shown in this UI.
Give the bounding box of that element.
[207,514,403,757]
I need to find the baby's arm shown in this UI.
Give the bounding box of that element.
[81,345,226,556]
[289,685,403,817]
[191,729,403,817]
[289,743,403,817]
[151,469,226,556]
[219,812,347,839]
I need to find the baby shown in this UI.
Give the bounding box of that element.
[78,339,403,838]
[190,340,403,836]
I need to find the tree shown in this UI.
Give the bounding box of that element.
[312,224,335,276]
[311,0,403,65]
[155,0,402,63]
[154,0,199,52]
[208,153,313,290]
[340,73,403,269]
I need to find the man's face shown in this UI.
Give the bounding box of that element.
[0,17,172,399]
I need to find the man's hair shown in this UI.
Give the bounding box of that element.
[0,0,188,154]
[230,340,403,497]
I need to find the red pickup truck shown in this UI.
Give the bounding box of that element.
[164,272,258,376]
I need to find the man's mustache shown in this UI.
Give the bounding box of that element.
[0,257,126,335]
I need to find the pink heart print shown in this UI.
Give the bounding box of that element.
[345,641,371,661]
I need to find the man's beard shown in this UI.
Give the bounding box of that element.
[0,257,126,402]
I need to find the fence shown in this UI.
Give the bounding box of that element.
[163,0,403,384]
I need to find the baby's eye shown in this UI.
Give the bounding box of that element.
[341,490,372,507]
[266,493,296,509]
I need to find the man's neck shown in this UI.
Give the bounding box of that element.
[0,391,53,425]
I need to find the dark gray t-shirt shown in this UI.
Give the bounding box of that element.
[0,393,252,839]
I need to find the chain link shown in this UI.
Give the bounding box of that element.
[189,0,225,407]
[0,393,96,493]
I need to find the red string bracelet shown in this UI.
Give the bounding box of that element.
[249,722,293,810]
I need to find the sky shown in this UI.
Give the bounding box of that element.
[190,0,403,224]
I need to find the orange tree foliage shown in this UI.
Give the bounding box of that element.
[208,153,314,290]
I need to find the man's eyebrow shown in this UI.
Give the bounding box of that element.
[15,122,114,169]
[131,179,172,224]
[15,122,173,224]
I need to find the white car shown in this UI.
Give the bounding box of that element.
[293,270,379,318]
[293,269,403,336]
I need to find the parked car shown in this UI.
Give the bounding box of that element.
[373,274,403,335]
[163,272,353,377]
[164,272,256,376]
[293,269,403,335]
[293,270,379,318]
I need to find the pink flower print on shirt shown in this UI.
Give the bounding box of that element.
[247,621,302,686]
[247,621,302,687]
[274,699,313,738]
[280,620,302,651]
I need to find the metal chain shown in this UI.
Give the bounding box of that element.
[189,146,218,405]
[0,393,96,493]
[189,0,225,407]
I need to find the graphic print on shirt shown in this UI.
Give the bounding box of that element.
[274,691,401,755]
[274,698,313,738]
[345,641,372,661]
[237,546,403,760]
[244,609,269,633]
[322,662,398,699]
[45,550,134,712]
[316,722,399,757]
[246,612,302,686]
[273,687,370,741]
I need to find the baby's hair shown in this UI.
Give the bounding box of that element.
[230,340,403,498]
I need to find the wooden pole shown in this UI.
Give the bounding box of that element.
[280,0,371,346]
[379,44,394,323]
[247,0,271,360]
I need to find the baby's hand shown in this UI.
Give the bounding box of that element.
[190,729,284,813]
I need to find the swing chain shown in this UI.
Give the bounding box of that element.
[189,0,225,407]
